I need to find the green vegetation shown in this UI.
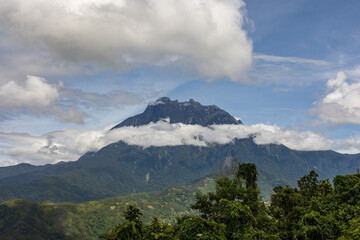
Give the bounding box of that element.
[2,161,360,239]
[105,163,360,239]
[0,176,215,239]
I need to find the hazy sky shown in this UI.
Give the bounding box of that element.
[1,0,360,166]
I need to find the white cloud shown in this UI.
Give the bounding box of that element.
[1,119,360,166]
[0,75,85,123]
[0,128,104,166]
[0,0,253,81]
[0,74,145,124]
[0,75,60,108]
[312,71,360,125]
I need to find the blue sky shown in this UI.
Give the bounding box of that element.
[0,0,360,166]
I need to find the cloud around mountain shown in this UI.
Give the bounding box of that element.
[1,119,360,166]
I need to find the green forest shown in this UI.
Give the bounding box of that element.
[105,163,360,240]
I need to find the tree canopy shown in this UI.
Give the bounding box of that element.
[105,162,360,239]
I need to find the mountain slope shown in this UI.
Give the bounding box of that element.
[0,163,47,180]
[0,138,359,203]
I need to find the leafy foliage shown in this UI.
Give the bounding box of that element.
[105,162,360,240]
[176,216,226,240]
[270,169,360,240]
[191,163,275,239]
[104,205,144,240]
[143,218,174,240]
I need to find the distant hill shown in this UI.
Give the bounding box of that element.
[0,163,48,180]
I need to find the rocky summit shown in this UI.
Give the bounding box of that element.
[111,97,242,130]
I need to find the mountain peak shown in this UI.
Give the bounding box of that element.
[111,97,242,130]
[156,97,171,103]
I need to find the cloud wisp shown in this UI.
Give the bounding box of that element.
[251,53,335,85]
[312,71,360,125]
[254,54,330,66]
[1,119,360,166]
[0,0,253,81]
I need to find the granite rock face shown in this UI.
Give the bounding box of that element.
[111,97,241,130]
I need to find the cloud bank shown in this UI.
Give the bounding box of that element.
[0,0,252,81]
[1,119,360,166]
[312,71,360,125]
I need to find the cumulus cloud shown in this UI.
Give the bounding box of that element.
[0,75,85,123]
[1,119,360,166]
[312,71,360,125]
[0,75,60,108]
[0,0,253,81]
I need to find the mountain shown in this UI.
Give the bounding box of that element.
[111,97,241,129]
[0,97,360,204]
[0,139,281,202]
[0,138,359,203]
